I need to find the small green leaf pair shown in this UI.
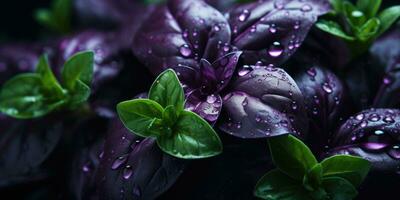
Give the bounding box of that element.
[0,51,94,119]
[316,0,400,56]
[255,135,371,200]
[35,0,71,34]
[117,69,223,159]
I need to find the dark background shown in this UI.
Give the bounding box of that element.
[0,0,400,199]
[0,0,399,42]
[0,0,51,41]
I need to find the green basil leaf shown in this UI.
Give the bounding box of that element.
[322,177,358,200]
[357,18,380,41]
[34,0,71,33]
[377,5,400,36]
[343,1,366,27]
[268,135,318,180]
[53,0,71,30]
[356,0,381,18]
[117,99,164,137]
[147,118,171,136]
[316,20,356,41]
[0,74,64,119]
[35,9,58,32]
[303,164,323,191]
[61,51,94,91]
[321,155,370,187]
[149,69,185,111]
[157,110,222,159]
[36,55,65,98]
[67,80,91,107]
[162,105,177,127]
[329,0,343,13]
[254,169,311,200]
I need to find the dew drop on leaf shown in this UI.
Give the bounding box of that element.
[179,44,192,57]
[268,42,283,57]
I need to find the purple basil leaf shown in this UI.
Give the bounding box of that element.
[57,31,125,90]
[185,51,242,124]
[328,109,400,173]
[294,66,348,150]
[219,66,308,138]
[371,28,400,108]
[95,119,186,200]
[226,0,330,66]
[212,51,242,92]
[0,114,63,188]
[185,91,223,125]
[66,115,111,200]
[132,0,231,83]
[343,54,385,111]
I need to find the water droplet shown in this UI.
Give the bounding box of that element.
[374,130,385,135]
[199,18,205,24]
[82,163,90,172]
[322,83,333,94]
[111,155,127,170]
[99,151,104,159]
[301,4,312,12]
[183,29,189,38]
[223,43,230,52]
[360,121,368,127]
[351,10,364,18]
[383,116,395,123]
[388,145,400,159]
[255,116,262,122]
[179,45,192,57]
[238,65,252,76]
[207,95,217,104]
[306,67,316,77]
[268,42,283,57]
[274,1,284,9]
[123,165,133,179]
[250,25,257,33]
[368,114,380,122]
[238,9,250,22]
[312,108,318,115]
[291,101,298,110]
[361,141,389,151]
[269,27,277,33]
[213,25,221,32]
[356,114,364,121]
[383,75,393,85]
[242,98,248,106]
[294,21,300,29]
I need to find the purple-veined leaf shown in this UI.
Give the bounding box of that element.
[328,109,400,173]
[0,114,63,188]
[294,66,348,151]
[219,66,308,138]
[95,119,186,200]
[57,31,126,90]
[226,0,330,65]
[371,28,400,108]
